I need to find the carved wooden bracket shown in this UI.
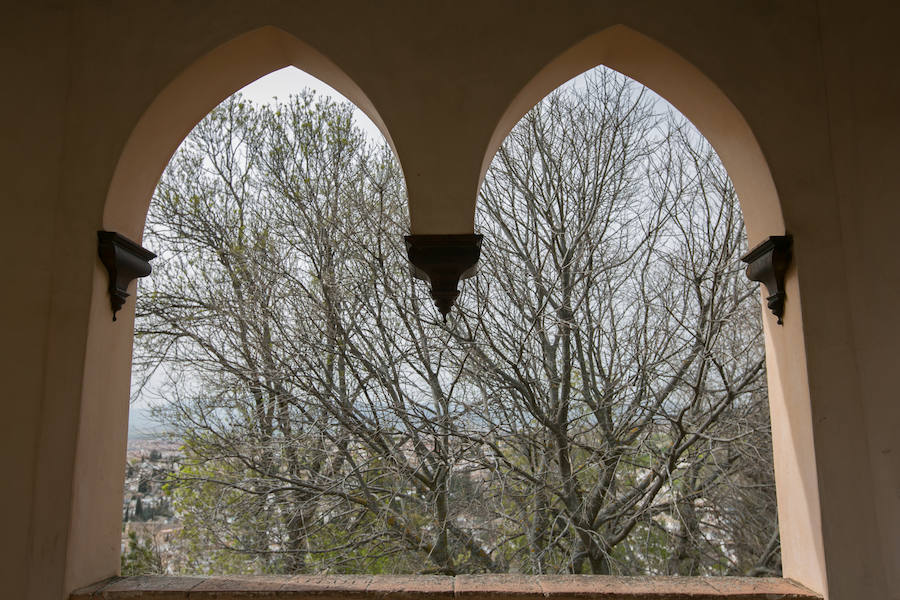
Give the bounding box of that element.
[405,234,483,320]
[741,235,792,325]
[97,231,156,321]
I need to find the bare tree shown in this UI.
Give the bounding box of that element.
[138,93,498,574]
[133,69,778,577]
[450,69,776,575]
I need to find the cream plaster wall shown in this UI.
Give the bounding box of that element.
[0,6,69,600]
[1,2,898,599]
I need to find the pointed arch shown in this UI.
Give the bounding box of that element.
[103,25,397,241]
[477,25,825,595]
[480,24,783,245]
[71,26,400,591]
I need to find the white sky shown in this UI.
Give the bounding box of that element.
[236,66,384,142]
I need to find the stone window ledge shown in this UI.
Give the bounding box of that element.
[72,575,820,599]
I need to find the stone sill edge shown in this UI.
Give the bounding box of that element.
[72,575,821,599]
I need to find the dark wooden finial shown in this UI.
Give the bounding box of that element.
[97,231,156,321]
[405,234,483,320]
[741,235,792,325]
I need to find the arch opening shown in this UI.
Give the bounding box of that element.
[471,25,823,593]
[479,25,784,246]
[103,25,399,242]
[70,20,825,596]
[471,63,778,576]
[70,25,404,589]
[122,71,408,574]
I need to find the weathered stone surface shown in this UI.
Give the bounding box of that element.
[537,575,819,599]
[279,575,374,599]
[95,576,206,599]
[192,576,291,598]
[537,575,717,599]
[702,577,819,598]
[367,575,455,599]
[70,575,820,600]
[70,577,119,599]
[454,574,543,599]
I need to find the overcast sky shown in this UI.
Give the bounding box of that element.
[236,66,384,141]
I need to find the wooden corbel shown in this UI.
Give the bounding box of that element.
[405,234,483,320]
[741,235,792,325]
[97,230,156,321]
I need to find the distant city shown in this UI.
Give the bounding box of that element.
[121,433,181,573]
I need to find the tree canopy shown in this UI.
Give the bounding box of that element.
[133,68,779,577]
